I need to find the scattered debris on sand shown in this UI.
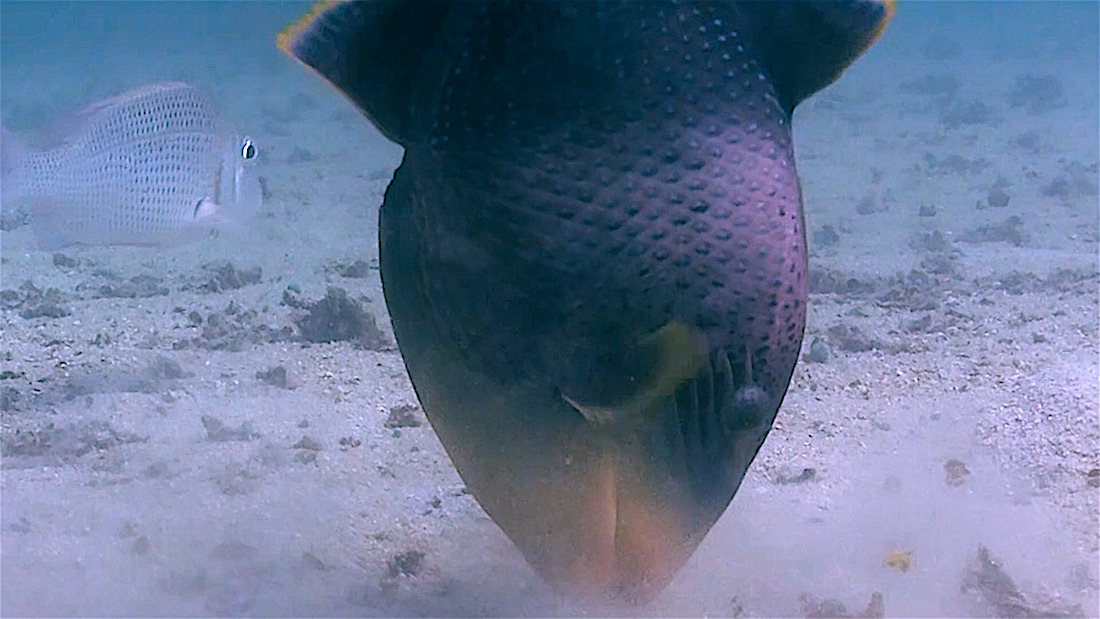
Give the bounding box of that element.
[883,549,913,573]
[944,458,971,487]
[201,415,260,443]
[177,300,295,352]
[801,591,885,619]
[1007,74,1066,114]
[256,364,301,390]
[386,550,426,579]
[91,273,169,298]
[961,215,1028,247]
[194,261,263,293]
[776,467,818,485]
[1,419,147,464]
[327,258,378,279]
[292,435,323,464]
[290,286,390,350]
[961,545,1084,618]
[1,280,71,318]
[384,404,423,429]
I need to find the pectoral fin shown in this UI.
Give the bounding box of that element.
[561,320,711,426]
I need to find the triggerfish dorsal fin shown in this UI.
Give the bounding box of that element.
[277,0,453,146]
[750,0,896,113]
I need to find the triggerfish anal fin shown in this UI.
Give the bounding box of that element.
[277,0,453,146]
[752,0,896,112]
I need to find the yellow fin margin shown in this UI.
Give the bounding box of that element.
[276,0,343,56]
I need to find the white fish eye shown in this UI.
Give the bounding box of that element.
[241,138,257,160]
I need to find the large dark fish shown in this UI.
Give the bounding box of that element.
[280,0,893,603]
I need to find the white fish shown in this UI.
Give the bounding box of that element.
[0,81,264,250]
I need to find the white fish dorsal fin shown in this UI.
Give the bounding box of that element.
[31,82,209,151]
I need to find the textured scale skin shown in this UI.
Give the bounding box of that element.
[412,3,805,409]
[282,0,893,604]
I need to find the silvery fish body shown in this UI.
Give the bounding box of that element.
[0,81,263,250]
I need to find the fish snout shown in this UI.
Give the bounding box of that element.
[516,449,714,605]
[234,167,265,220]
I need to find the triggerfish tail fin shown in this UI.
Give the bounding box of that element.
[277,0,452,146]
[750,0,896,113]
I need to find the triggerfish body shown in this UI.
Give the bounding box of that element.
[280,0,893,604]
[0,82,264,250]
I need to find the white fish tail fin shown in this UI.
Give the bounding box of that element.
[29,199,79,251]
[1,125,29,208]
